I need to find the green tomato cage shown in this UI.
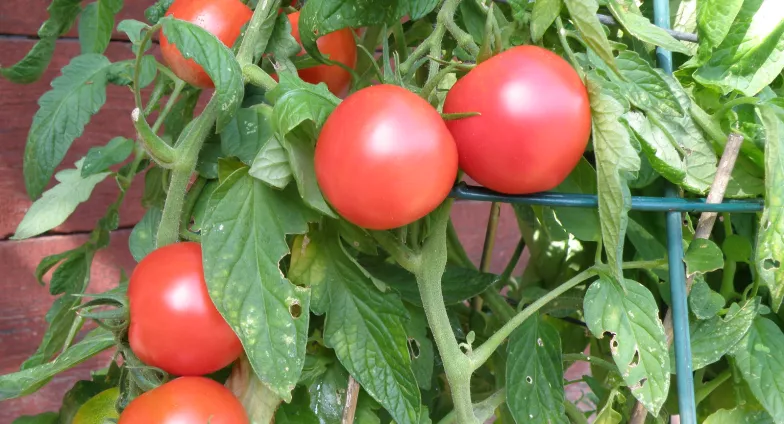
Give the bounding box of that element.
[447,0,764,422]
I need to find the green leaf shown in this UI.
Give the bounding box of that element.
[49,251,89,295]
[14,160,111,239]
[202,168,316,401]
[530,0,562,42]
[690,298,759,370]
[298,0,405,64]
[81,137,134,177]
[129,207,161,262]
[23,54,112,199]
[688,279,725,320]
[264,13,300,72]
[160,16,243,130]
[359,256,499,306]
[550,157,602,241]
[339,220,377,256]
[163,87,201,141]
[622,111,686,184]
[684,239,724,276]
[249,134,293,189]
[0,38,57,84]
[299,354,333,387]
[106,56,157,88]
[275,386,319,424]
[756,103,784,311]
[404,305,434,390]
[78,0,123,54]
[731,317,784,422]
[289,229,420,424]
[22,297,82,369]
[282,136,335,217]
[308,362,349,424]
[406,0,439,20]
[269,74,340,138]
[506,314,567,424]
[11,413,59,424]
[703,407,774,424]
[563,0,619,74]
[615,52,685,117]
[694,0,784,96]
[588,74,640,278]
[607,0,690,54]
[696,0,743,52]
[723,234,753,263]
[584,277,670,414]
[221,106,273,165]
[117,19,150,49]
[0,328,114,400]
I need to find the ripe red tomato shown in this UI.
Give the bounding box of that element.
[161,0,252,88]
[443,45,591,194]
[128,242,243,376]
[118,377,248,424]
[315,84,458,230]
[288,12,357,96]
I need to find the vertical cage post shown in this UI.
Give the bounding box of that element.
[652,0,698,422]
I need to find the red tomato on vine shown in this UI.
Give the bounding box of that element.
[160,0,252,88]
[315,84,458,230]
[443,45,592,194]
[128,242,243,376]
[118,377,248,424]
[288,11,357,96]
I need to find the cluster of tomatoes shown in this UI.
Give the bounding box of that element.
[112,0,592,420]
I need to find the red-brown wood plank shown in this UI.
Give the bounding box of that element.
[0,0,150,38]
[0,38,153,238]
[0,230,136,423]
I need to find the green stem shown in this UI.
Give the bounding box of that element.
[180,177,207,227]
[436,389,506,424]
[555,17,584,80]
[714,97,760,119]
[236,0,281,66]
[564,400,589,424]
[479,202,501,272]
[134,24,162,110]
[691,104,764,170]
[562,353,617,374]
[143,79,167,117]
[499,237,525,285]
[695,368,732,405]
[470,269,597,370]
[243,64,278,91]
[392,22,408,62]
[132,108,176,166]
[152,79,186,133]
[414,201,476,424]
[371,230,421,272]
[482,289,514,322]
[721,260,737,300]
[621,258,669,270]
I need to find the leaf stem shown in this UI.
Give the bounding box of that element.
[131,108,177,166]
[436,388,506,424]
[695,368,732,405]
[243,64,278,91]
[152,79,186,133]
[555,17,584,80]
[621,258,668,270]
[469,268,596,371]
[371,230,421,273]
[564,400,589,424]
[498,237,525,285]
[562,353,617,374]
[236,0,282,66]
[133,24,162,110]
[714,97,760,119]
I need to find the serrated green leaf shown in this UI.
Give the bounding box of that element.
[588,74,640,278]
[221,106,273,165]
[704,407,774,424]
[607,0,690,54]
[530,0,562,42]
[276,386,319,424]
[160,16,243,131]
[690,298,758,370]
[584,277,670,414]
[731,317,784,422]
[359,256,499,307]
[264,13,300,73]
[563,0,619,74]
[723,234,753,263]
[282,136,335,217]
[21,296,82,370]
[289,228,420,424]
[81,137,134,177]
[406,0,439,20]
[622,111,686,184]
[696,0,743,52]
[549,157,601,241]
[49,251,89,295]
[117,19,149,48]
[269,74,340,138]
[202,168,316,401]
[11,413,59,424]
[404,305,434,390]
[0,38,57,84]
[129,207,161,262]
[339,220,377,256]
[14,160,111,239]
[684,239,724,276]
[615,52,684,117]
[106,56,157,88]
[694,0,784,96]
[0,328,114,400]
[506,314,567,424]
[688,279,725,320]
[755,103,784,311]
[23,54,112,199]
[79,0,123,55]
[299,354,333,387]
[249,134,293,189]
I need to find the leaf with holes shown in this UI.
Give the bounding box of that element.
[584,276,670,414]
[690,298,759,370]
[588,73,640,278]
[289,228,421,424]
[731,317,784,422]
[202,167,317,401]
[506,314,567,424]
[160,16,243,131]
[684,239,724,276]
[756,103,784,311]
[404,305,434,390]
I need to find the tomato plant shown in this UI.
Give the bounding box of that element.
[315,84,458,230]
[128,242,243,376]
[72,388,120,424]
[2,0,784,423]
[118,377,248,424]
[444,45,591,194]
